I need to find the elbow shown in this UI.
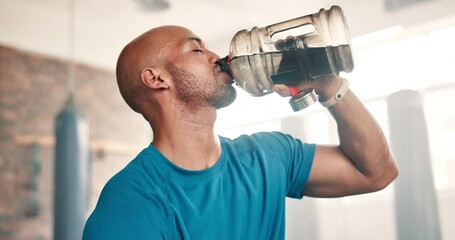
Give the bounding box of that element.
[370,154,399,192]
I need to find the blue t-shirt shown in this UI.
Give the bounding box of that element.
[83,132,315,240]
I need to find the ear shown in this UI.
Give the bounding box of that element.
[140,67,170,90]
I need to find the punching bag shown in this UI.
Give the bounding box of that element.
[54,96,90,240]
[387,90,441,240]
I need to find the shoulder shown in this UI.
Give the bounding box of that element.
[222,131,316,171]
[221,131,315,166]
[99,144,169,200]
[83,152,172,239]
[224,131,309,151]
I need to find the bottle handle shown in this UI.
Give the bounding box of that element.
[266,16,314,36]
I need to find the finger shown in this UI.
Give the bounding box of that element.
[271,84,291,97]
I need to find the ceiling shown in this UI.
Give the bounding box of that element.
[1,0,454,71]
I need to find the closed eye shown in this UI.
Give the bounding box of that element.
[193,49,203,53]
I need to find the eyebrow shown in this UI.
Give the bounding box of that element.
[185,37,207,48]
[186,37,202,43]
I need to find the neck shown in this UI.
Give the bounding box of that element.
[149,106,221,170]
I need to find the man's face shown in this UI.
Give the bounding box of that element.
[165,29,236,110]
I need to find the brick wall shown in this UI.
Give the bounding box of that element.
[0,45,151,239]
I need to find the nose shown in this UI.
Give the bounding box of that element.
[206,49,220,64]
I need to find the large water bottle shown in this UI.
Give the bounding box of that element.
[217,5,354,111]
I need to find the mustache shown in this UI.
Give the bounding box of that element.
[213,64,220,75]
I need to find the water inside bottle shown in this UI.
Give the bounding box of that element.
[218,42,352,94]
[266,44,352,85]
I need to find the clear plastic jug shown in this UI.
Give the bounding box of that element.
[217,5,354,111]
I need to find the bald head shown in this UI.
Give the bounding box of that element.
[116,25,192,113]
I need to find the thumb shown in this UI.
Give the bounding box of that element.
[271,84,291,97]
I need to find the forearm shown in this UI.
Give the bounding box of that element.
[272,75,398,196]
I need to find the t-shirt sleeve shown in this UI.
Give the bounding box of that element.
[250,132,316,199]
[82,172,171,240]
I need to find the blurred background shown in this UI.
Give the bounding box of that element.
[0,0,454,239]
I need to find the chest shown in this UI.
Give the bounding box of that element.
[161,160,287,239]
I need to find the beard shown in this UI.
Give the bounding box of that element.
[167,63,237,110]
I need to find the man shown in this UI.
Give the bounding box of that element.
[83,25,398,239]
